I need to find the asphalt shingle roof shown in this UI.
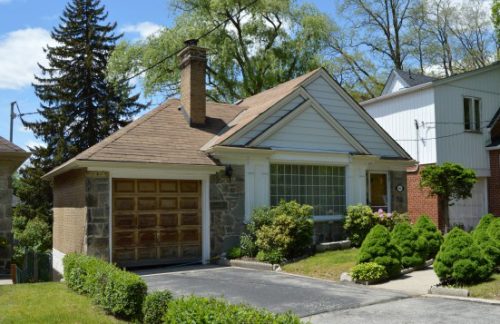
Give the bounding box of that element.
[394,69,436,87]
[0,136,27,154]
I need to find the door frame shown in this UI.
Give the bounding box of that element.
[367,171,391,212]
[99,166,216,265]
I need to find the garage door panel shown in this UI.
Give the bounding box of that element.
[113,179,202,266]
[160,214,178,227]
[115,214,136,229]
[138,214,157,228]
[138,197,157,210]
[115,198,135,211]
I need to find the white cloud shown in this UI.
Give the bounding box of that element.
[0,28,54,90]
[121,22,163,40]
[18,125,31,133]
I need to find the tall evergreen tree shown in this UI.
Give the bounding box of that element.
[13,0,146,258]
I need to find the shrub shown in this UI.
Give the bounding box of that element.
[63,253,147,320]
[344,204,378,247]
[256,250,283,264]
[472,214,500,265]
[255,200,313,260]
[163,296,302,324]
[240,233,257,257]
[487,217,500,265]
[391,222,428,268]
[226,246,242,259]
[143,291,173,324]
[414,215,443,259]
[375,210,410,231]
[434,228,493,284]
[12,217,51,262]
[351,262,388,282]
[357,225,401,278]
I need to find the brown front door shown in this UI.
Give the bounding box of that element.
[112,179,202,267]
[369,173,389,212]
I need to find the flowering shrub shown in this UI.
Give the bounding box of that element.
[375,209,409,231]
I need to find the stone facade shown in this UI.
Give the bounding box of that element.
[0,163,13,274]
[210,165,245,257]
[84,172,110,260]
[390,171,408,213]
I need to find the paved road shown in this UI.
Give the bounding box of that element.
[137,265,500,323]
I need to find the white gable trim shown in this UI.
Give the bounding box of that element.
[302,69,412,159]
[220,89,307,146]
[381,71,408,96]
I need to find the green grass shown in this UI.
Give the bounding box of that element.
[282,248,359,281]
[466,273,500,300]
[0,282,124,323]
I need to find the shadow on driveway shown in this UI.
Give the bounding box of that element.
[136,265,408,317]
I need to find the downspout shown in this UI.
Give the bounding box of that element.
[408,119,420,173]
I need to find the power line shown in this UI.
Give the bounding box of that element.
[395,126,489,142]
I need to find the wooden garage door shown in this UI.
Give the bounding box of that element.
[112,179,202,266]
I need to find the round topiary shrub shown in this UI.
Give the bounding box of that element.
[351,262,388,282]
[472,214,500,265]
[391,222,428,268]
[357,225,401,278]
[142,291,173,324]
[414,215,443,259]
[434,227,494,284]
[487,217,500,266]
[344,204,378,247]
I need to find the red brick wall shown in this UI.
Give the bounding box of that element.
[407,165,442,229]
[488,150,500,216]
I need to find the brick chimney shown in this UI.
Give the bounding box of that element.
[178,39,207,126]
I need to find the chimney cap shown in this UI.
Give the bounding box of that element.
[184,39,199,47]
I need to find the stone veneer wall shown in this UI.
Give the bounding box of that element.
[210,165,245,257]
[390,171,408,213]
[0,163,13,274]
[84,172,110,261]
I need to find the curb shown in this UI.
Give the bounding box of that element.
[219,258,278,271]
[423,293,500,305]
[428,285,469,297]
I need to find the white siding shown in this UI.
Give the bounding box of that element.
[385,77,407,94]
[364,88,437,164]
[449,177,488,230]
[434,68,500,175]
[305,76,399,157]
[233,96,305,146]
[259,106,357,153]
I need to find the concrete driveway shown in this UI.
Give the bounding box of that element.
[136,266,500,323]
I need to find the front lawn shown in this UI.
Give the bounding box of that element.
[466,273,500,300]
[0,282,124,323]
[282,248,359,281]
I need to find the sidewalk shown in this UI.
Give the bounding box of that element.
[371,266,439,295]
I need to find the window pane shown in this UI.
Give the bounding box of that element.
[270,164,346,216]
[464,98,471,130]
[474,99,480,131]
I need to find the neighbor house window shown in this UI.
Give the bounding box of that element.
[464,97,481,131]
[270,164,346,217]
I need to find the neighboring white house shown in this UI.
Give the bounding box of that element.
[362,64,500,230]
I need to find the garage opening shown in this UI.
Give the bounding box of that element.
[112,179,202,267]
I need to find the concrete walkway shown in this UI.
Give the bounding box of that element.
[371,266,439,295]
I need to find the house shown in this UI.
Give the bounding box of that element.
[44,40,413,274]
[0,136,30,274]
[362,64,500,230]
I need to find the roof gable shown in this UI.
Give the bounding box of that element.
[382,69,435,95]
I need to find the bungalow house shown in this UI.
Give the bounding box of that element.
[45,40,413,275]
[362,63,500,230]
[0,136,30,274]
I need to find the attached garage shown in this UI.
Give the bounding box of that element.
[112,178,202,267]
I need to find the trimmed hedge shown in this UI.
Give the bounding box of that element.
[391,222,428,268]
[414,215,443,259]
[351,262,387,282]
[163,296,302,323]
[434,228,493,284]
[357,225,401,278]
[143,291,173,324]
[472,214,500,265]
[63,253,147,320]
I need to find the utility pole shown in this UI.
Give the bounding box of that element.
[10,101,17,143]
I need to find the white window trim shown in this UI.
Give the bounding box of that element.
[463,96,481,132]
[367,171,391,212]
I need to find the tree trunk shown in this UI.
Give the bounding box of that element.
[439,196,450,233]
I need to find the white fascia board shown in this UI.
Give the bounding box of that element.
[361,82,433,106]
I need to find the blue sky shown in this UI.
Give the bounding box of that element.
[0,0,335,151]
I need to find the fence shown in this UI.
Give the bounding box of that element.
[14,249,52,283]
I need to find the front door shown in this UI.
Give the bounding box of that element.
[369,173,389,212]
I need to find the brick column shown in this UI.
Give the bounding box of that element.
[0,166,13,274]
[85,172,110,260]
[488,149,500,216]
[407,165,442,229]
